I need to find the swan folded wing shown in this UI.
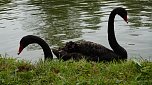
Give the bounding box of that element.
[60,41,118,61]
[66,41,113,56]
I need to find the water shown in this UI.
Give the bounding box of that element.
[0,0,152,62]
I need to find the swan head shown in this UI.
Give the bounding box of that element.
[18,35,38,55]
[115,7,128,23]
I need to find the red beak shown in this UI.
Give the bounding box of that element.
[18,45,23,55]
[124,15,128,23]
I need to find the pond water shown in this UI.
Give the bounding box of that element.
[0,0,152,62]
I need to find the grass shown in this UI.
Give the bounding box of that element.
[0,56,152,85]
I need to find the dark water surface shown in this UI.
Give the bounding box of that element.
[0,0,152,62]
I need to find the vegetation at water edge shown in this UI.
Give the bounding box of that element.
[0,56,152,85]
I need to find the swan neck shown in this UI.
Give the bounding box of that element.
[108,10,127,58]
[108,11,119,50]
[37,38,53,59]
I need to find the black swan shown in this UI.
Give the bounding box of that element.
[53,7,128,62]
[18,35,53,60]
[18,35,83,60]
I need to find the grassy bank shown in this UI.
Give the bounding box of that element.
[0,56,152,85]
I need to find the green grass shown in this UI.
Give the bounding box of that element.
[0,56,152,85]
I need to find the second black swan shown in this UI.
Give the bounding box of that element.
[53,7,128,62]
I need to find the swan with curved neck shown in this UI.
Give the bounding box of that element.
[108,7,128,59]
[18,35,53,60]
[56,7,128,61]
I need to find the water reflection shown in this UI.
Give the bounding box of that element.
[28,0,104,47]
[0,0,11,6]
[0,0,152,61]
[118,0,152,29]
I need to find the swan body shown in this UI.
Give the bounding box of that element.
[53,7,128,62]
